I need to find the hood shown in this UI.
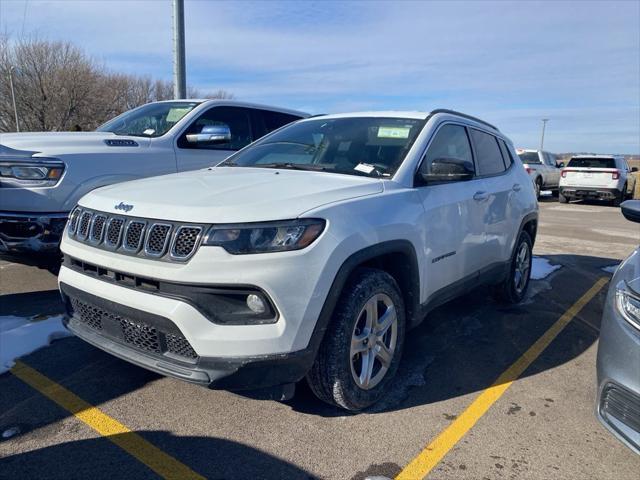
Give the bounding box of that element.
[79,167,383,223]
[0,132,150,157]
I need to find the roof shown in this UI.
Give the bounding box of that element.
[151,99,310,118]
[306,111,430,120]
[571,154,623,159]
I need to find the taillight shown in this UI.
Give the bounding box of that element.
[561,170,567,178]
[525,167,533,174]
[612,170,620,180]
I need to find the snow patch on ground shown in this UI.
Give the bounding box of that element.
[540,190,553,196]
[531,256,562,280]
[602,264,619,274]
[0,315,71,375]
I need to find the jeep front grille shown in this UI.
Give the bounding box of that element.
[67,207,204,262]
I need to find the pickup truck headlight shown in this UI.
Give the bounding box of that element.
[203,219,325,254]
[0,160,65,187]
[615,282,640,331]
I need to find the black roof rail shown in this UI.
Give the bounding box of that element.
[428,109,499,131]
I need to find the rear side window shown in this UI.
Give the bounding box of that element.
[518,151,541,164]
[498,139,514,167]
[469,129,505,176]
[261,110,302,133]
[567,157,616,169]
[419,124,474,175]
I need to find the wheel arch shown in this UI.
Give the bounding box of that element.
[307,240,421,359]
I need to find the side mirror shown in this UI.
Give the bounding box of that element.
[419,157,474,184]
[558,162,565,168]
[621,200,640,223]
[186,124,231,144]
[632,167,638,173]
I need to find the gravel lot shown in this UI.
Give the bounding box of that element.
[1,199,639,480]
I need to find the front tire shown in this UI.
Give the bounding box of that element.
[494,230,533,304]
[613,185,626,207]
[306,268,406,411]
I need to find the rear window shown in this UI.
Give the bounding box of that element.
[517,151,541,164]
[567,157,616,169]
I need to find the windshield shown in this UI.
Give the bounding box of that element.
[97,101,200,137]
[517,151,541,164]
[567,157,616,169]
[220,117,426,177]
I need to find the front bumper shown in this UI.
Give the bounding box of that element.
[559,186,620,200]
[0,211,68,253]
[596,285,640,454]
[60,282,314,391]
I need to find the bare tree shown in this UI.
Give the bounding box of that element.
[0,36,234,132]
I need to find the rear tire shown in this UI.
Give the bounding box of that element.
[534,178,542,199]
[559,192,569,203]
[613,186,625,207]
[306,268,406,411]
[494,230,533,304]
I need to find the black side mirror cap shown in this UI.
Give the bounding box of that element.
[621,200,640,223]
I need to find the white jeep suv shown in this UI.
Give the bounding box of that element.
[58,109,538,411]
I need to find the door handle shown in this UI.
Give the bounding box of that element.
[512,183,521,192]
[473,191,489,202]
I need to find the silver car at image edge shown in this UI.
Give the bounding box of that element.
[596,199,640,454]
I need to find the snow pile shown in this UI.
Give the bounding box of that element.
[602,264,619,274]
[531,257,562,280]
[0,315,71,375]
[540,190,553,196]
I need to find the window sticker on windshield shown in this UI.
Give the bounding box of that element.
[165,107,192,123]
[354,163,376,174]
[143,128,156,136]
[377,126,411,139]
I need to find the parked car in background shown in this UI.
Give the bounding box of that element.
[0,100,308,253]
[58,109,538,411]
[516,149,563,198]
[596,200,640,454]
[558,155,637,205]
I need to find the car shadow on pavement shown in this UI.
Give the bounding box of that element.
[288,253,618,417]
[0,431,317,480]
[0,289,65,317]
[0,252,62,276]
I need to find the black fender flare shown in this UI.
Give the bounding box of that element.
[305,239,420,360]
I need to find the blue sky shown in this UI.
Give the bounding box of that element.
[2,0,639,153]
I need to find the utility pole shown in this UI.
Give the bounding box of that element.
[8,66,20,132]
[539,118,549,151]
[172,0,186,99]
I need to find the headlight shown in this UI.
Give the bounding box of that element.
[203,219,325,254]
[0,160,64,187]
[615,282,640,331]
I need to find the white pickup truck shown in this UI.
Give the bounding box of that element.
[0,100,307,253]
[559,155,637,205]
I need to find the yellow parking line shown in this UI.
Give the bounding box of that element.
[11,361,205,480]
[396,277,608,480]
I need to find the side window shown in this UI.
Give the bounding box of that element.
[419,124,474,176]
[177,107,252,150]
[261,110,301,133]
[497,139,514,168]
[469,128,506,176]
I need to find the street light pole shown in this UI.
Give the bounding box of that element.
[8,66,20,132]
[172,0,186,99]
[539,118,549,151]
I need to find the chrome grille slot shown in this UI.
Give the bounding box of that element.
[145,224,172,257]
[171,226,202,259]
[123,221,146,252]
[105,217,124,248]
[77,211,93,239]
[89,215,107,243]
[67,207,82,234]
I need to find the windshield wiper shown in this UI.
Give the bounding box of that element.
[254,162,329,172]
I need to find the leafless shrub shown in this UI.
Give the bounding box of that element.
[0,35,233,132]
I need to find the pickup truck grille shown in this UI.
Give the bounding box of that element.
[67,207,204,262]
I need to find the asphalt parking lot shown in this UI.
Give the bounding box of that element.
[1,199,639,480]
